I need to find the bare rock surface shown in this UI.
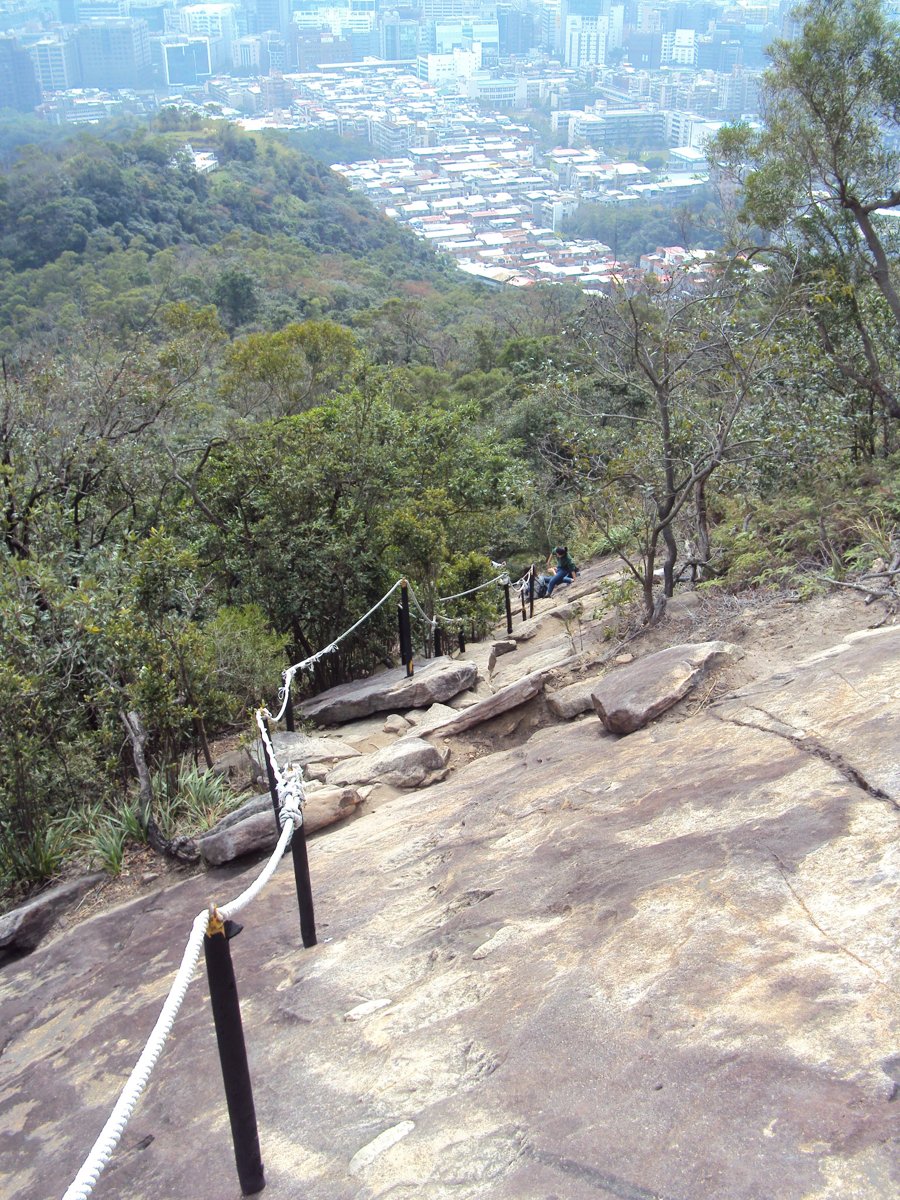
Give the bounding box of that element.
[197,787,365,866]
[0,874,105,962]
[299,656,478,725]
[325,737,449,789]
[2,620,898,1200]
[592,639,740,733]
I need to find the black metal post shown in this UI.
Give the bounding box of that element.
[529,564,535,617]
[204,914,265,1197]
[458,628,466,653]
[520,583,526,622]
[290,819,317,948]
[260,721,280,829]
[503,583,513,635]
[400,581,414,677]
[434,625,442,657]
[285,683,294,733]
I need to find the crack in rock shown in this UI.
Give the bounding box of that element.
[718,706,899,812]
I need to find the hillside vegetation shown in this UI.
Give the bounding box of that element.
[2,1,900,901]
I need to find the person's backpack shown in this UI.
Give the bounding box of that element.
[535,573,553,598]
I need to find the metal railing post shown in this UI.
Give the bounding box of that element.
[204,910,266,1197]
[290,818,317,949]
[399,580,414,677]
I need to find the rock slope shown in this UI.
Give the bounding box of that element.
[1,614,897,1200]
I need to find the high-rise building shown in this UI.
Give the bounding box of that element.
[153,35,212,84]
[0,37,42,109]
[496,5,534,56]
[74,18,152,87]
[179,3,237,69]
[76,0,130,18]
[28,35,80,90]
[661,27,696,66]
[249,0,290,34]
[565,13,608,67]
[380,13,421,60]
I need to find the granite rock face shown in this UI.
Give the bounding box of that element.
[2,626,898,1200]
[299,657,478,725]
[591,639,740,733]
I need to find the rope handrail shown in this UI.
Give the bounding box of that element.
[65,559,526,1200]
[62,810,299,1200]
[436,572,508,605]
[267,578,405,724]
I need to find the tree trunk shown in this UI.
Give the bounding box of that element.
[695,476,713,579]
[120,710,199,865]
[661,522,678,597]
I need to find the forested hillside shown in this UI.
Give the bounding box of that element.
[2,0,899,903]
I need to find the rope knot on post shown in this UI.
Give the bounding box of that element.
[207,905,226,938]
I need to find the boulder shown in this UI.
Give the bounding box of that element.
[422,670,548,737]
[204,791,273,834]
[492,639,517,657]
[269,732,360,766]
[382,713,411,734]
[592,640,740,734]
[0,874,105,962]
[546,678,598,720]
[325,737,449,790]
[197,786,364,867]
[402,702,458,734]
[492,638,577,688]
[299,657,478,726]
[465,643,497,681]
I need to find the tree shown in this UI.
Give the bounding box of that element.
[716,0,900,417]
[542,261,791,621]
[219,320,360,417]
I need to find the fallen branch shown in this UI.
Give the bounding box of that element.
[817,575,898,604]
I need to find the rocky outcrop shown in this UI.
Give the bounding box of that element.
[197,785,364,867]
[0,874,105,962]
[325,737,449,789]
[299,656,478,725]
[3,622,899,1200]
[591,640,740,733]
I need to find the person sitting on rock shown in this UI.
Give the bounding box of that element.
[545,545,577,597]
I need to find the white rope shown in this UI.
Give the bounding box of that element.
[404,579,437,629]
[62,815,296,1200]
[268,578,405,723]
[254,709,308,825]
[436,572,508,604]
